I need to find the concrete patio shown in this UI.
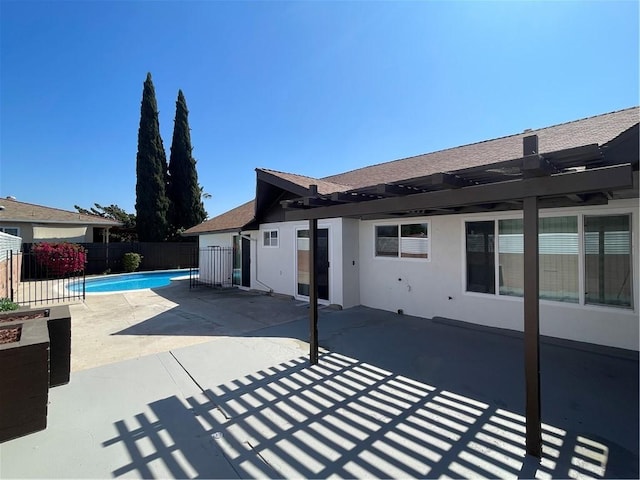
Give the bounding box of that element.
[0,282,637,478]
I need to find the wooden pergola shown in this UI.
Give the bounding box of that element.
[283,129,638,458]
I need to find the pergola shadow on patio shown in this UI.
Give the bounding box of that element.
[239,306,639,478]
[110,284,638,477]
[102,304,638,478]
[1,289,636,478]
[284,129,639,457]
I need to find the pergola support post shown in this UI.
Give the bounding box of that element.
[309,218,319,365]
[523,195,542,458]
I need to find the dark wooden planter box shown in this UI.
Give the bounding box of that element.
[45,306,71,387]
[0,320,50,443]
[0,305,71,387]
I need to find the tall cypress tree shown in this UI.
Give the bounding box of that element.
[135,73,169,241]
[168,89,207,233]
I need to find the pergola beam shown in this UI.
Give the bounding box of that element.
[331,192,368,203]
[303,197,336,207]
[375,184,417,196]
[522,155,557,177]
[429,172,469,188]
[285,164,633,221]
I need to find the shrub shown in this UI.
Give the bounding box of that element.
[32,242,86,277]
[0,298,19,312]
[122,253,143,272]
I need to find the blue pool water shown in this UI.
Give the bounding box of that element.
[70,269,194,293]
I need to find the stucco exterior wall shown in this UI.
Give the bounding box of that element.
[199,232,234,248]
[197,199,638,350]
[255,219,344,304]
[0,223,31,243]
[341,218,360,308]
[358,199,639,351]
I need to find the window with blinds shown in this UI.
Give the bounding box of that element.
[584,215,632,307]
[468,213,632,308]
[375,223,429,260]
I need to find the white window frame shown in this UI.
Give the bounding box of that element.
[462,209,634,310]
[373,221,430,261]
[262,229,279,248]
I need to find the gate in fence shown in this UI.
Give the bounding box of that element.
[190,246,234,289]
[11,249,85,306]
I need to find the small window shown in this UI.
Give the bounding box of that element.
[263,230,278,247]
[0,227,20,237]
[375,223,430,259]
[375,225,398,257]
[584,214,632,308]
[401,223,429,259]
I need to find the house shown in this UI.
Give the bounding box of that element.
[184,107,639,352]
[0,197,121,245]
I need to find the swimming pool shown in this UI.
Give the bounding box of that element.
[70,269,194,293]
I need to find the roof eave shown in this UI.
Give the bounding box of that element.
[2,218,122,226]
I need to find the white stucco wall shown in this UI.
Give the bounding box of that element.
[199,232,234,248]
[341,218,360,308]
[358,199,639,351]
[254,219,344,304]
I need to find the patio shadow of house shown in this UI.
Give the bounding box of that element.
[110,286,639,478]
[103,351,632,479]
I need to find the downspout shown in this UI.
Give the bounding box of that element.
[240,234,274,294]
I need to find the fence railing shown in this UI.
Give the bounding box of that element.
[13,250,85,306]
[12,241,199,305]
[190,247,234,289]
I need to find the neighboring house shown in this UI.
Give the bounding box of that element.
[184,107,639,351]
[0,197,121,244]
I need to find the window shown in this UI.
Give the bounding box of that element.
[539,216,578,303]
[262,229,278,247]
[466,221,495,293]
[401,224,429,259]
[375,223,429,259]
[498,218,523,297]
[467,213,632,309]
[584,215,632,307]
[0,227,19,237]
[375,225,398,257]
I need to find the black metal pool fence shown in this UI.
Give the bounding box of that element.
[13,242,199,305]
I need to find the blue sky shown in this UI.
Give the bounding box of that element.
[1,1,638,219]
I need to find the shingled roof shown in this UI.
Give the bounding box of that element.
[324,107,639,188]
[183,200,255,236]
[186,106,639,234]
[0,198,121,226]
[257,168,352,194]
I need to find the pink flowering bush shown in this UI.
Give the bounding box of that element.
[32,242,87,277]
